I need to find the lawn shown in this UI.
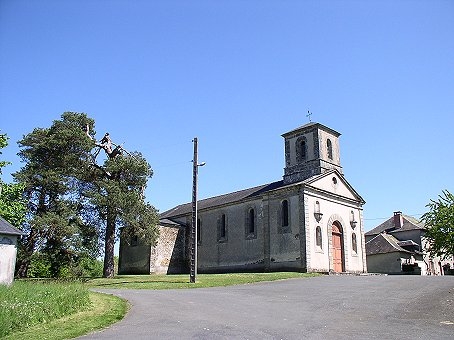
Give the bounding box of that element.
[87,272,320,289]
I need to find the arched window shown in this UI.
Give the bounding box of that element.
[352,233,357,253]
[327,139,333,160]
[316,226,322,248]
[296,137,307,162]
[248,208,255,234]
[282,200,289,227]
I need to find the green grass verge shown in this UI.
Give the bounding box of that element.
[87,272,320,289]
[3,291,128,340]
[0,281,90,337]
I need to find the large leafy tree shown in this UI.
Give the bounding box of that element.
[421,190,454,260]
[15,112,158,278]
[84,150,158,277]
[0,133,27,227]
[14,113,97,277]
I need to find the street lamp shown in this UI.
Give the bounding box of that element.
[190,137,205,283]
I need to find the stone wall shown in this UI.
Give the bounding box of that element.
[197,197,267,273]
[150,225,187,274]
[367,252,407,274]
[118,235,151,274]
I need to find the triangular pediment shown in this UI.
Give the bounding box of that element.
[303,170,365,204]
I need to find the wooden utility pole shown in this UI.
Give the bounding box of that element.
[190,138,198,283]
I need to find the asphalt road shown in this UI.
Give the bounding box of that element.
[79,275,454,340]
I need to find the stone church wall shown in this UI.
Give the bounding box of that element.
[198,198,266,273]
[118,236,151,275]
[150,224,187,274]
[267,191,302,271]
[304,185,366,273]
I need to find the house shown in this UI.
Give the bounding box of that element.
[119,122,367,275]
[0,216,24,285]
[365,211,454,275]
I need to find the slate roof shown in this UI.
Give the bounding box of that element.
[159,169,364,221]
[397,240,419,248]
[0,216,24,236]
[365,214,425,236]
[281,122,341,138]
[160,180,284,219]
[365,233,410,255]
[160,218,186,227]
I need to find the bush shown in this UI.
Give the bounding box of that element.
[27,253,51,278]
[25,252,103,279]
[71,256,103,278]
[0,281,90,337]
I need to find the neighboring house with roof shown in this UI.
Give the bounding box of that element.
[365,211,454,275]
[0,216,24,285]
[119,122,367,275]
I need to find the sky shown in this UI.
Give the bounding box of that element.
[1,0,453,234]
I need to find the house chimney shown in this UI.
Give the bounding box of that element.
[393,211,403,229]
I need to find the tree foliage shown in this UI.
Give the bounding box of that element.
[14,112,98,277]
[421,190,454,260]
[14,112,158,278]
[0,133,11,172]
[0,133,27,228]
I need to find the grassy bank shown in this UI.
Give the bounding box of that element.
[4,291,128,340]
[88,272,320,289]
[0,281,90,338]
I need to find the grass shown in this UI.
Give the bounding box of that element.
[3,291,128,340]
[2,272,318,339]
[87,272,321,289]
[0,281,91,338]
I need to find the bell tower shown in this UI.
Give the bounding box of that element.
[282,122,343,184]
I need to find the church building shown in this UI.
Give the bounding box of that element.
[118,122,367,274]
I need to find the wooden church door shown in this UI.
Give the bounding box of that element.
[332,222,344,272]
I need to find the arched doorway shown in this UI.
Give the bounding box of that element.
[332,222,344,272]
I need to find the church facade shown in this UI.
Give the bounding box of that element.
[118,122,367,274]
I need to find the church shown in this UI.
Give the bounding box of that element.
[118,122,367,274]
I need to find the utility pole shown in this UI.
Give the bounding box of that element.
[190,138,205,283]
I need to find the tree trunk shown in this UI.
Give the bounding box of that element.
[16,259,30,278]
[103,207,116,278]
[16,228,38,278]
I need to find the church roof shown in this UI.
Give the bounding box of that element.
[365,233,410,255]
[160,180,285,219]
[160,169,363,221]
[281,122,341,138]
[0,216,24,236]
[365,214,425,236]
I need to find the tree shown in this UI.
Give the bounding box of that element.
[0,133,27,228]
[14,112,99,277]
[14,112,158,278]
[421,190,454,260]
[0,133,11,171]
[83,131,158,278]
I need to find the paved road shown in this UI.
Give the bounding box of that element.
[79,275,454,340]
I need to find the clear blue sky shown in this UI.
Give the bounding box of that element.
[1,0,453,233]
